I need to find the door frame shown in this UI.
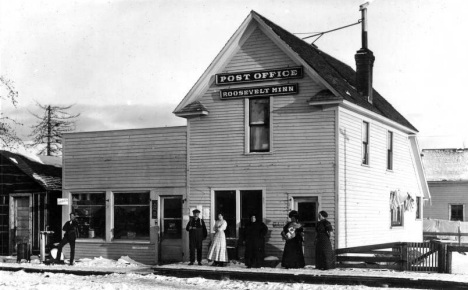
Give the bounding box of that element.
[9,193,32,254]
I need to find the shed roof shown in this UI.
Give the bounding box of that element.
[421,149,468,182]
[0,150,62,191]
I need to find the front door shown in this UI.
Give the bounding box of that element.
[294,197,318,265]
[160,196,183,262]
[10,195,32,253]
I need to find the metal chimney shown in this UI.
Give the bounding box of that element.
[355,2,375,104]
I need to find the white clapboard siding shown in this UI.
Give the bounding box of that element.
[338,108,423,248]
[63,127,187,190]
[187,26,336,258]
[425,182,468,220]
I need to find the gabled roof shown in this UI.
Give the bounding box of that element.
[0,150,62,191]
[421,149,468,182]
[174,11,417,132]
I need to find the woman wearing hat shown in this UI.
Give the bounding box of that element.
[186,209,208,265]
[315,210,335,270]
[281,210,305,269]
[244,213,268,268]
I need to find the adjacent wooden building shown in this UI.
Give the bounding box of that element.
[0,150,62,255]
[61,11,430,265]
[422,149,468,221]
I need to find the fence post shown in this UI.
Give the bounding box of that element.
[400,243,408,271]
[446,247,452,274]
[438,243,447,273]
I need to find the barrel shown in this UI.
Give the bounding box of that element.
[17,243,29,262]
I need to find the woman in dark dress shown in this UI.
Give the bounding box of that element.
[315,210,335,270]
[281,210,305,269]
[244,214,268,268]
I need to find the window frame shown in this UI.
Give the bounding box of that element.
[71,192,106,240]
[387,130,393,170]
[245,97,272,154]
[362,121,370,165]
[391,205,403,227]
[210,188,266,240]
[449,204,464,221]
[112,191,151,241]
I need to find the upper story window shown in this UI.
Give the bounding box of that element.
[450,204,464,221]
[416,196,421,220]
[387,131,393,170]
[249,98,270,152]
[362,121,369,165]
[391,205,403,227]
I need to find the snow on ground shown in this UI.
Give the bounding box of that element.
[1,254,468,289]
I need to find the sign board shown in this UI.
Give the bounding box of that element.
[152,200,158,219]
[220,84,298,100]
[216,66,303,85]
[57,198,69,205]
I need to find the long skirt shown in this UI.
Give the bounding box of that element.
[315,234,335,270]
[207,231,228,262]
[281,237,305,269]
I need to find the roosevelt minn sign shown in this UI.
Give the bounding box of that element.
[220,84,298,100]
[215,66,303,85]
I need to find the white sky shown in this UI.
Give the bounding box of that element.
[1,0,468,149]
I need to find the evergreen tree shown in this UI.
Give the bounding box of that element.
[29,103,80,156]
[0,76,22,148]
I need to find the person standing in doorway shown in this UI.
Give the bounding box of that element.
[207,213,229,266]
[281,210,305,269]
[56,212,79,265]
[244,213,268,268]
[315,210,335,270]
[185,209,208,265]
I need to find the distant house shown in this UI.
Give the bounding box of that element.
[60,11,430,265]
[0,150,62,255]
[422,149,468,221]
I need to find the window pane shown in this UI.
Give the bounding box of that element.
[113,192,149,240]
[215,190,236,238]
[72,193,106,239]
[240,190,262,230]
[162,219,182,239]
[163,198,182,219]
[115,192,149,205]
[250,98,269,125]
[250,126,269,151]
[451,205,464,221]
[298,202,317,227]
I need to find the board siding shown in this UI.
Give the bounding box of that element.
[338,108,423,249]
[187,27,336,259]
[61,242,156,265]
[425,182,468,220]
[63,127,187,190]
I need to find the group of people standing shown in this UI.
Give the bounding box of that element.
[281,210,335,270]
[186,208,335,270]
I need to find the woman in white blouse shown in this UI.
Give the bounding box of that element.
[207,213,229,266]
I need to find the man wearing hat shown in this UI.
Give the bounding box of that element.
[56,212,79,265]
[185,209,208,265]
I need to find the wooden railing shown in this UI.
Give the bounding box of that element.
[423,231,468,246]
[335,241,449,273]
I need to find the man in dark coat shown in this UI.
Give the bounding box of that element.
[56,212,79,265]
[185,209,207,265]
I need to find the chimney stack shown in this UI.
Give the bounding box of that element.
[355,2,375,104]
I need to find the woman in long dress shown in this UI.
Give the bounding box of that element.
[315,210,335,270]
[281,210,305,269]
[207,213,229,266]
[244,213,268,268]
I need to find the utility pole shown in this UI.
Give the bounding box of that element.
[47,105,51,156]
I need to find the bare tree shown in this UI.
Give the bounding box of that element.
[29,102,80,156]
[0,76,22,148]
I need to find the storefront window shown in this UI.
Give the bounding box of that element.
[72,193,106,239]
[113,192,150,240]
